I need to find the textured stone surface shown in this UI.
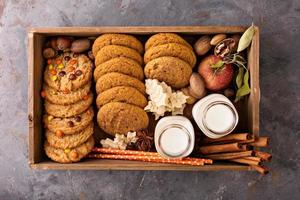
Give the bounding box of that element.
[0,0,299,199]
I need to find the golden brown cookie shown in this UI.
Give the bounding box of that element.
[94,57,144,81]
[43,107,94,135]
[144,57,192,89]
[44,52,93,92]
[44,93,93,118]
[95,45,143,66]
[97,102,149,136]
[43,82,91,105]
[95,72,146,94]
[144,43,196,68]
[96,86,147,109]
[145,33,193,51]
[92,33,143,56]
[44,136,94,163]
[45,122,94,149]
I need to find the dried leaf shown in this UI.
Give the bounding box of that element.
[235,70,251,102]
[236,67,244,88]
[210,60,224,69]
[237,24,255,53]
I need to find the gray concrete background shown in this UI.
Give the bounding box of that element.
[0,0,299,199]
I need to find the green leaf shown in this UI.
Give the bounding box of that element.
[235,70,251,102]
[210,60,224,69]
[237,23,255,53]
[236,67,244,88]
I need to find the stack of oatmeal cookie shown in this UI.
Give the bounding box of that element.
[92,34,149,136]
[144,33,195,89]
[42,52,94,163]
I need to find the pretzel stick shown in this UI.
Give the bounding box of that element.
[202,133,251,144]
[254,151,272,162]
[203,151,254,160]
[88,154,205,166]
[249,137,269,147]
[251,165,269,175]
[91,148,212,164]
[230,158,261,166]
[199,143,243,154]
[92,147,159,156]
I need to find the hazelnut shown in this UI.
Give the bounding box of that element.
[194,35,212,56]
[57,37,71,50]
[50,38,58,50]
[224,88,235,98]
[43,48,56,59]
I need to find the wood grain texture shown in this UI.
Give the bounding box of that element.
[30,159,250,171]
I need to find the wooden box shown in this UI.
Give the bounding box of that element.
[28,26,260,171]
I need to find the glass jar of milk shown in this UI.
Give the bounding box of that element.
[155,116,195,158]
[192,94,239,139]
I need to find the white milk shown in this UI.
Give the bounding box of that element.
[205,104,235,134]
[192,94,239,139]
[160,127,189,156]
[155,116,194,158]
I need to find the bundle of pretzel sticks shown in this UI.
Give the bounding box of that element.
[199,133,271,174]
[88,148,213,166]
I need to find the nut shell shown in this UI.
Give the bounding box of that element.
[194,35,212,56]
[181,87,197,104]
[71,39,91,53]
[210,34,227,45]
[189,73,206,99]
[57,37,72,50]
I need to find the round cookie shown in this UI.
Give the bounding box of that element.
[92,33,143,56]
[94,57,144,81]
[44,52,93,92]
[44,136,94,163]
[45,122,94,149]
[43,82,91,105]
[96,86,147,109]
[97,102,149,136]
[44,93,93,118]
[145,33,193,51]
[96,72,146,94]
[95,45,143,66]
[43,107,94,135]
[144,43,196,68]
[144,57,192,89]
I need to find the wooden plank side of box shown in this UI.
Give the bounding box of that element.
[28,26,259,171]
[30,160,251,171]
[28,26,247,35]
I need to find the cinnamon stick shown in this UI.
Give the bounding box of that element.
[88,154,205,166]
[199,142,243,154]
[230,158,261,166]
[254,151,272,162]
[251,165,269,175]
[243,156,262,162]
[203,151,254,160]
[202,133,251,144]
[241,144,250,151]
[250,137,269,147]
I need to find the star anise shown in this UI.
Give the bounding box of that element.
[135,130,153,152]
